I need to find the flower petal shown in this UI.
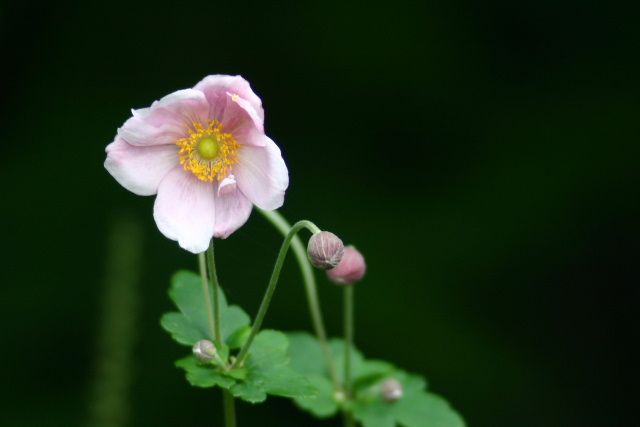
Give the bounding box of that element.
[213,184,254,239]
[153,167,216,253]
[105,135,179,196]
[193,75,264,122]
[119,89,209,146]
[235,137,289,210]
[218,175,237,196]
[221,92,265,147]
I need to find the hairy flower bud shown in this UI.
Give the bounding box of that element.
[326,245,366,285]
[307,231,345,270]
[380,378,403,402]
[193,340,217,363]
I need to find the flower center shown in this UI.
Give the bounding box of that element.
[175,120,241,182]
[197,137,219,159]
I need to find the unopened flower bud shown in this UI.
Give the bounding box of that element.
[326,245,366,285]
[380,378,403,402]
[193,340,217,363]
[307,231,345,270]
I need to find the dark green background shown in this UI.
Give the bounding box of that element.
[1,0,638,426]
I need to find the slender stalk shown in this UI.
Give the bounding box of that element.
[201,240,235,427]
[233,220,319,368]
[256,209,343,393]
[344,285,355,427]
[205,240,223,342]
[344,285,354,398]
[223,390,237,427]
[198,252,216,340]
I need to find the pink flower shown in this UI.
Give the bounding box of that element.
[326,246,366,285]
[105,75,289,253]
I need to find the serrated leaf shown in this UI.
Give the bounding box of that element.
[231,380,267,403]
[161,270,250,346]
[354,371,465,427]
[226,325,251,349]
[231,330,318,403]
[160,312,205,346]
[253,329,289,352]
[225,367,247,380]
[393,391,466,427]
[354,399,395,427]
[287,331,327,376]
[286,332,465,427]
[175,355,236,389]
[293,374,340,418]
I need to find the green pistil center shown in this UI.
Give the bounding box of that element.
[197,137,219,159]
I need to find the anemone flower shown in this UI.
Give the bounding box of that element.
[105,75,288,253]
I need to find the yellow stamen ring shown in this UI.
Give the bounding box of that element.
[175,120,241,182]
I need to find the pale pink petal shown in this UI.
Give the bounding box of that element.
[221,92,265,147]
[118,89,209,146]
[218,175,237,196]
[153,167,216,253]
[193,75,264,122]
[234,137,289,210]
[213,184,254,239]
[105,136,179,196]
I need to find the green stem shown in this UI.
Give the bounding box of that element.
[205,240,223,342]
[344,286,354,398]
[344,285,355,427]
[233,219,319,368]
[201,240,235,427]
[223,390,237,427]
[198,252,216,340]
[256,209,343,393]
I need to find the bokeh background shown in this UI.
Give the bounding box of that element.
[1,0,638,426]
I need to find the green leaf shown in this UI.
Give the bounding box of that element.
[393,390,466,427]
[293,374,340,418]
[287,331,327,376]
[230,380,268,403]
[175,355,236,389]
[230,330,319,403]
[354,371,466,427]
[354,398,396,427]
[222,306,252,343]
[164,274,318,404]
[226,325,252,349]
[286,332,465,427]
[160,270,251,346]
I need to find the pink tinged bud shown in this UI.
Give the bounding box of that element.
[326,245,366,285]
[307,231,345,270]
[193,340,217,363]
[380,378,403,402]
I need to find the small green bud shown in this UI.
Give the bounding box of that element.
[380,378,403,402]
[193,340,217,363]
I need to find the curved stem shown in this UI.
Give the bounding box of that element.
[233,219,319,368]
[256,209,343,393]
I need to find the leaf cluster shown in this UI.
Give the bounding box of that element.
[161,270,317,403]
[287,332,465,427]
[161,270,464,426]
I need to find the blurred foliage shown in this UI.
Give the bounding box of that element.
[0,0,638,426]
